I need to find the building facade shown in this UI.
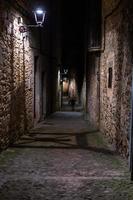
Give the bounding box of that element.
[0,0,62,150]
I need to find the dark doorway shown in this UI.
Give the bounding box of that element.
[34,56,39,119]
[41,71,46,118]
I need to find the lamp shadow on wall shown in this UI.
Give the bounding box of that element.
[8,25,27,146]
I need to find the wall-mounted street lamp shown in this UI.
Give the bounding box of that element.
[60,69,69,86]
[34,9,46,26]
[64,69,68,75]
[19,8,46,33]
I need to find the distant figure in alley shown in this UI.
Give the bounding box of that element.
[68,78,77,111]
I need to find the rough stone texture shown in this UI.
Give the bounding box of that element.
[86,53,100,129]
[100,0,133,157]
[0,0,62,150]
[0,1,34,149]
[102,0,121,16]
[85,0,133,157]
[0,112,131,200]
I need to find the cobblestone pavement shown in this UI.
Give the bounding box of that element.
[0,112,132,200]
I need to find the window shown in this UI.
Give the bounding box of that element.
[88,0,102,50]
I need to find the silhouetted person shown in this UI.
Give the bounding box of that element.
[69,97,76,111]
[68,78,77,111]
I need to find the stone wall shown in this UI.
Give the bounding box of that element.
[102,0,121,16]
[100,0,133,157]
[0,0,34,149]
[85,0,133,157]
[86,52,100,129]
[0,0,68,150]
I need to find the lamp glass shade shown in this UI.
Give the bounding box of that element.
[34,9,46,25]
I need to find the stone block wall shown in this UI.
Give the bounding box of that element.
[86,52,100,129]
[100,0,133,157]
[85,0,133,157]
[0,1,34,149]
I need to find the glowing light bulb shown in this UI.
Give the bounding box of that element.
[36,9,44,15]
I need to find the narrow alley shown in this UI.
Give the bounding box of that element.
[0,112,131,200]
[0,0,133,199]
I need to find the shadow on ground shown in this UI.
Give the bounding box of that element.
[0,112,131,200]
[11,131,117,156]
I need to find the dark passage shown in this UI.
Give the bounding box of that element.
[0,0,133,199]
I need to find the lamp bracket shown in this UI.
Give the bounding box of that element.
[19,25,43,33]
